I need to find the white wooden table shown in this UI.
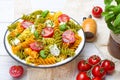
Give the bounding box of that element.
[0,0,27,80]
[0,0,120,80]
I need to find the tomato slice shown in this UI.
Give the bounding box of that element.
[41,27,54,38]
[21,20,33,28]
[9,65,24,78]
[62,30,75,43]
[30,41,44,52]
[58,14,70,23]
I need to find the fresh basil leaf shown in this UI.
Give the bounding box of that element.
[102,12,108,16]
[114,27,120,34]
[41,10,49,18]
[34,30,39,39]
[105,5,115,12]
[115,0,120,5]
[104,0,113,5]
[113,4,120,14]
[107,22,115,32]
[114,13,120,27]
[105,13,115,22]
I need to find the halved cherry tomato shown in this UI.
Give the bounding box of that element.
[30,41,44,52]
[92,6,103,18]
[101,59,115,74]
[9,65,24,78]
[62,30,75,44]
[92,65,106,78]
[41,27,54,38]
[77,60,92,71]
[76,72,91,80]
[88,55,101,65]
[58,14,70,23]
[21,20,33,28]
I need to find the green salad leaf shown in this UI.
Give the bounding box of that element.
[104,0,113,5]
[114,13,120,27]
[113,4,120,14]
[103,0,120,34]
[115,0,120,5]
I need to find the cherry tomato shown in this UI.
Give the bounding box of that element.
[21,20,33,28]
[41,27,54,38]
[62,30,75,44]
[78,60,92,71]
[92,65,106,78]
[92,77,102,80]
[9,65,24,78]
[88,55,101,65]
[76,72,91,80]
[92,6,103,18]
[101,59,115,74]
[58,14,70,23]
[30,41,44,52]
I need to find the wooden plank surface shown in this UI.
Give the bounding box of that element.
[0,56,27,80]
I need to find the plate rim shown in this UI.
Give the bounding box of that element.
[4,18,86,68]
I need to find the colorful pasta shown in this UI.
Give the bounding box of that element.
[7,10,82,65]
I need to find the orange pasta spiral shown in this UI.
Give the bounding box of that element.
[69,34,82,50]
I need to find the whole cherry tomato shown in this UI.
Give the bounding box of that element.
[92,65,106,78]
[101,59,115,74]
[78,60,92,71]
[92,77,102,80]
[58,14,70,23]
[62,30,75,44]
[88,55,101,65]
[92,6,103,18]
[76,72,91,80]
[9,65,24,78]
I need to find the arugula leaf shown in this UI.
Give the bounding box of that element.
[104,0,113,5]
[114,13,120,27]
[115,0,120,5]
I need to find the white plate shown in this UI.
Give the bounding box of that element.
[4,18,85,68]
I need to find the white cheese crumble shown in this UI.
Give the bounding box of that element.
[49,44,60,56]
[45,20,54,27]
[12,38,20,45]
[29,25,35,33]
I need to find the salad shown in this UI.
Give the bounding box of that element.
[7,10,82,65]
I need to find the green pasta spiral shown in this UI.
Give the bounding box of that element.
[42,38,55,45]
[61,47,75,57]
[53,30,63,47]
[8,21,19,31]
[22,14,35,22]
[67,20,81,32]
